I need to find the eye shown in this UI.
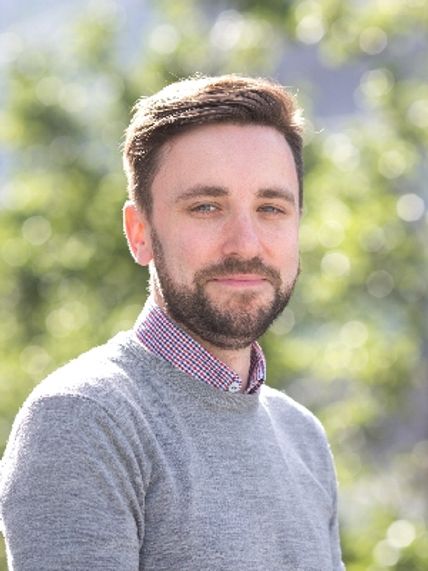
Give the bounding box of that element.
[190,203,219,214]
[258,204,286,215]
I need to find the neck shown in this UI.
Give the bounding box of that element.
[189,334,253,392]
[154,293,252,391]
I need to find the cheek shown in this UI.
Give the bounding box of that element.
[175,228,217,261]
[160,239,201,283]
[275,236,300,273]
[286,226,300,255]
[274,226,299,252]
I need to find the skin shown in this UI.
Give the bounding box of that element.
[124,123,300,390]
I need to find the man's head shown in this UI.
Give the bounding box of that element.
[123,74,304,217]
[123,75,303,350]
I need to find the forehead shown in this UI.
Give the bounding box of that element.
[153,123,299,198]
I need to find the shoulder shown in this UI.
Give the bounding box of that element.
[3,330,169,456]
[1,331,159,496]
[0,336,151,551]
[259,384,335,473]
[260,383,326,433]
[26,330,158,413]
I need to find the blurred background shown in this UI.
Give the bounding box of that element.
[0,0,427,569]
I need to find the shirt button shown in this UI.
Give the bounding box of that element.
[228,381,241,393]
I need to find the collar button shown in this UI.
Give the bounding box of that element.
[228,381,241,393]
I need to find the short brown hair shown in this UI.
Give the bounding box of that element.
[123,74,304,215]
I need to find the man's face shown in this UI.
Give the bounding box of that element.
[127,123,301,350]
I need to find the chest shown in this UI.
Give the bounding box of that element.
[138,410,334,570]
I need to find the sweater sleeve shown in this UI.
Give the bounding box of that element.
[330,474,345,570]
[326,442,345,571]
[0,394,145,571]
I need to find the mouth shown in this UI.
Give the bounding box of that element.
[209,274,270,287]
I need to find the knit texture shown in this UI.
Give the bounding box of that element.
[0,330,343,570]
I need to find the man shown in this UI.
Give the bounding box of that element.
[0,75,343,570]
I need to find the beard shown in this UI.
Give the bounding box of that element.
[149,229,299,350]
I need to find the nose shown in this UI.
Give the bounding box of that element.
[221,212,262,259]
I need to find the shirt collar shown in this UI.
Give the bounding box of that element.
[134,297,266,394]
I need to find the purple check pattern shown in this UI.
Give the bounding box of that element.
[134,298,266,394]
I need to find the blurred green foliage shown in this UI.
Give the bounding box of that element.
[1,1,427,569]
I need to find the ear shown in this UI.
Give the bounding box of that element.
[123,201,153,266]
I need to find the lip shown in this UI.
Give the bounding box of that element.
[209,274,269,287]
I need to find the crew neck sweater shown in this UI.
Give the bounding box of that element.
[0,329,343,570]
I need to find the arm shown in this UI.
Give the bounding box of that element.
[330,481,345,570]
[324,442,345,571]
[0,395,145,570]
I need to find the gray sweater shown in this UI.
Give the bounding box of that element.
[0,330,343,570]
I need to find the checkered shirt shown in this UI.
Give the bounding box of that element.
[134,298,266,394]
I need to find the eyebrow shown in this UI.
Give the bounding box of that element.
[174,185,229,203]
[256,187,297,206]
[175,184,296,206]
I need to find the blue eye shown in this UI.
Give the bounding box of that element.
[259,205,285,214]
[191,204,218,213]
